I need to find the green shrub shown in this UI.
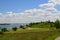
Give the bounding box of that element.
[12,27,17,31]
[1,28,8,32]
[20,25,24,28]
[54,19,60,29]
[20,25,26,29]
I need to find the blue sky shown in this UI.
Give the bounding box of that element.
[0,0,48,13]
[0,0,60,23]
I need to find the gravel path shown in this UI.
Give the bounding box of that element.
[55,37,60,40]
[27,28,39,30]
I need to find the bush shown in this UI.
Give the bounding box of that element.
[20,25,26,29]
[20,25,24,28]
[12,27,17,31]
[26,24,29,27]
[54,19,60,29]
[1,28,8,32]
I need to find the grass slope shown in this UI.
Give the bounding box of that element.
[28,22,54,28]
[0,28,60,40]
[0,21,59,40]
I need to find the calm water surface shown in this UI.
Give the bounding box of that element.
[0,23,26,30]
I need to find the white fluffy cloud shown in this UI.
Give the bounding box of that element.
[49,0,60,4]
[0,8,60,23]
[0,0,60,23]
[39,3,55,8]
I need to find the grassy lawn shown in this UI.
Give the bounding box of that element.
[0,28,60,40]
[5,28,50,33]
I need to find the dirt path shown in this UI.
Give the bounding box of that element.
[27,27,40,30]
[55,37,60,40]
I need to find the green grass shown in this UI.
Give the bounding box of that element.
[0,31,60,40]
[0,28,60,40]
[5,28,50,33]
[29,22,54,28]
[45,30,60,40]
[0,22,59,40]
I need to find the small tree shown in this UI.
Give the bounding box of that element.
[50,22,53,27]
[20,25,26,29]
[20,25,24,28]
[54,19,60,29]
[1,28,8,32]
[12,27,17,31]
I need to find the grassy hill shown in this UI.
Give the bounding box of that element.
[0,29,60,40]
[0,20,60,40]
[27,21,55,29]
[29,23,51,28]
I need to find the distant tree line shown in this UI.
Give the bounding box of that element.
[26,19,60,29]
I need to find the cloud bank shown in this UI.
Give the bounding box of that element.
[0,0,60,23]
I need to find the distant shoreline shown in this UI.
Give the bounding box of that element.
[0,24,10,25]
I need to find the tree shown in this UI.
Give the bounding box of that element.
[20,25,24,28]
[20,25,26,29]
[26,24,28,27]
[50,22,53,27]
[1,28,8,32]
[47,20,50,23]
[54,19,60,29]
[12,27,17,31]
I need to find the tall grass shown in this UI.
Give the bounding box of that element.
[0,30,60,40]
